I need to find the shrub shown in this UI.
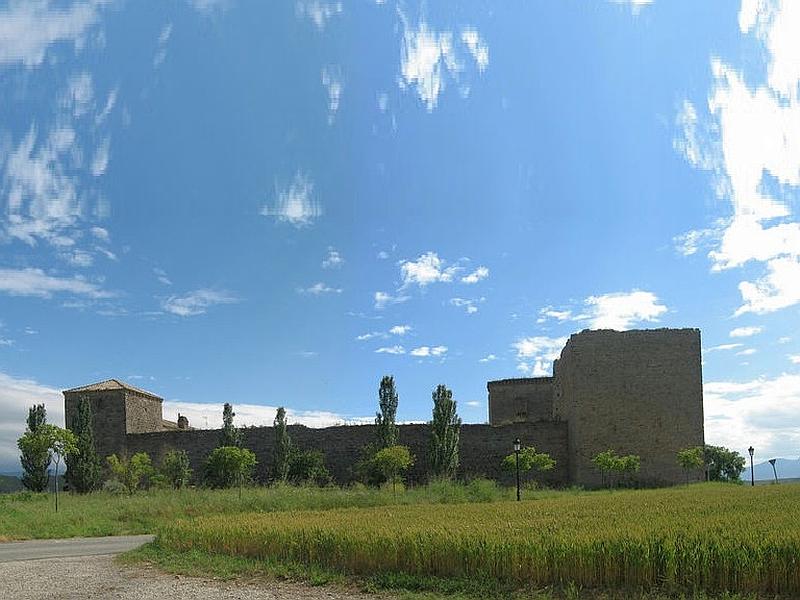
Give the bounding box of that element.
[18,404,51,493]
[288,448,331,486]
[161,450,193,489]
[107,452,154,495]
[204,446,256,491]
[372,445,414,495]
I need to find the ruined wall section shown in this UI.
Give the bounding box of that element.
[488,378,554,425]
[553,328,704,487]
[126,421,569,487]
[64,390,128,460]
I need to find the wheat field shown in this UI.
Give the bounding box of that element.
[157,483,800,595]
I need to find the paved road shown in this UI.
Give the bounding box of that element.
[0,534,154,562]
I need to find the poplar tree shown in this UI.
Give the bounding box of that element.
[429,384,461,478]
[65,397,102,493]
[375,375,399,449]
[220,402,241,447]
[19,404,51,492]
[273,406,291,481]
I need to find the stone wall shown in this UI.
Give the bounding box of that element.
[552,328,705,487]
[488,378,554,425]
[64,390,128,460]
[124,391,164,434]
[126,421,569,487]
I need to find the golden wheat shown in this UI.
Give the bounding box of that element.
[158,483,800,594]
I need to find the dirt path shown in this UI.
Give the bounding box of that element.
[0,555,382,600]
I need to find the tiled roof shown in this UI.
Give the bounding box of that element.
[63,378,163,399]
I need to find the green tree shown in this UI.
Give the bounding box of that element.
[18,425,76,511]
[704,444,746,482]
[375,375,399,449]
[287,448,332,486]
[204,446,257,496]
[592,450,640,488]
[161,450,192,489]
[107,452,154,495]
[273,407,291,482]
[65,397,102,493]
[429,384,461,479]
[676,446,705,483]
[372,445,414,495]
[502,446,555,486]
[19,404,51,492]
[220,402,241,447]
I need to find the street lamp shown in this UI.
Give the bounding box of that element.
[514,437,521,502]
[748,446,755,487]
[769,458,778,484]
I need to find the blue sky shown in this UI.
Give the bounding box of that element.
[1,0,799,471]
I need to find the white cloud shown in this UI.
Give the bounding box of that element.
[460,28,488,72]
[356,331,384,341]
[0,371,64,471]
[465,400,481,408]
[0,267,110,299]
[321,65,343,124]
[296,1,342,30]
[0,338,14,346]
[736,348,757,356]
[153,23,172,68]
[163,400,370,431]
[322,247,343,269]
[479,353,497,363]
[374,290,409,309]
[90,226,109,242]
[389,324,411,335]
[187,0,233,14]
[297,282,342,295]
[60,249,94,268]
[162,289,237,317]
[0,0,109,68]
[153,267,172,286]
[704,373,800,460]
[410,345,447,357]
[704,343,744,353]
[400,251,460,287]
[375,345,405,355]
[677,1,800,315]
[91,136,110,176]
[730,326,763,337]
[538,306,573,323]
[779,336,792,343]
[398,15,488,111]
[512,335,567,377]
[789,354,800,364]
[261,172,322,227]
[461,266,489,284]
[450,297,482,314]
[612,0,654,14]
[584,290,667,330]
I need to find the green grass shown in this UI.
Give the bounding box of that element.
[154,483,800,596]
[0,478,531,540]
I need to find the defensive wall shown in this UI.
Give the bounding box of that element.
[64,327,705,489]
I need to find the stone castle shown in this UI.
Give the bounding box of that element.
[64,328,705,487]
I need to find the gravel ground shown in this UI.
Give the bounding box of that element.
[0,555,383,600]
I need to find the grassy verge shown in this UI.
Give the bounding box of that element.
[155,483,800,597]
[123,542,766,600]
[0,478,553,540]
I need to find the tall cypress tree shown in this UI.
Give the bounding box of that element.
[20,404,51,492]
[220,402,242,447]
[65,397,102,493]
[375,375,399,449]
[429,384,461,478]
[273,406,291,481]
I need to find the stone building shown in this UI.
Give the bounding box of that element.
[63,328,704,488]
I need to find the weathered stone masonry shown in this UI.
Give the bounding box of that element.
[64,328,704,488]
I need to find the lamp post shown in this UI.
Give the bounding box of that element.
[748,446,755,487]
[514,437,521,502]
[769,458,778,484]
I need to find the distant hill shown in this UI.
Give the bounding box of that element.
[750,457,800,482]
[0,474,22,493]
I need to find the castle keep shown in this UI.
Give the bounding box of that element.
[64,328,705,487]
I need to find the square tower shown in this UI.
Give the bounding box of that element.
[63,379,165,460]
